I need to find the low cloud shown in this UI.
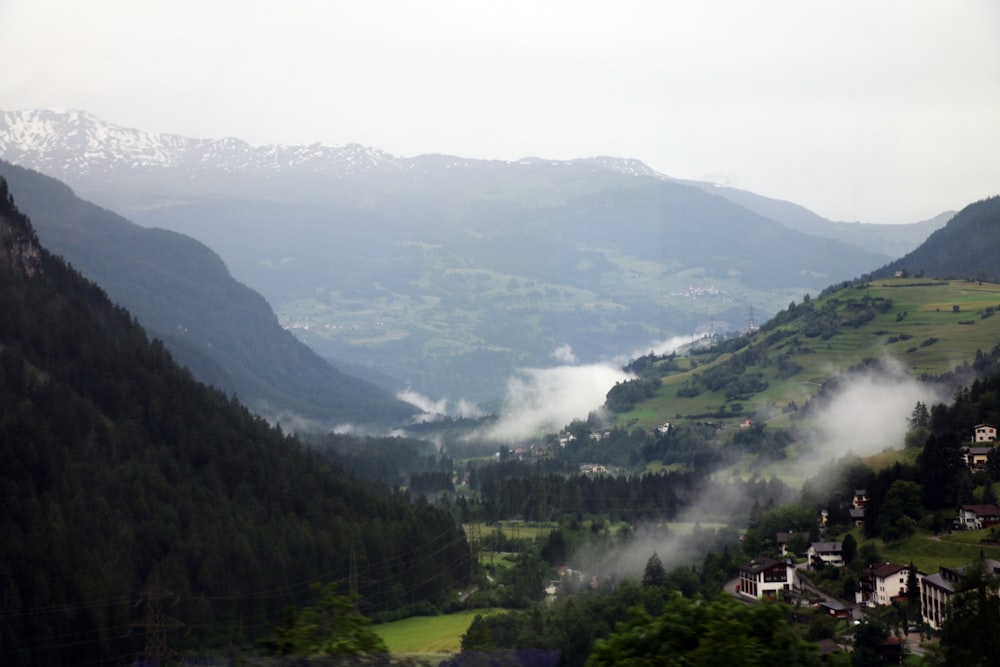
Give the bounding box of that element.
[553,343,577,363]
[792,356,948,480]
[397,387,485,421]
[481,363,634,442]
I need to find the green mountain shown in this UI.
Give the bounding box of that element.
[0,177,469,664]
[614,277,1000,435]
[873,195,1000,282]
[0,161,416,426]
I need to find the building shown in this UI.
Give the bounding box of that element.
[856,562,917,607]
[973,423,997,443]
[737,557,798,600]
[774,531,795,556]
[808,541,844,569]
[961,446,993,471]
[957,504,1000,530]
[920,559,1000,630]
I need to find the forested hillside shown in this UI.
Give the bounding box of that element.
[0,161,415,425]
[0,178,470,665]
[874,195,1000,282]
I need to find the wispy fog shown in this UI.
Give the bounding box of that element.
[790,356,947,480]
[397,388,485,421]
[482,363,634,442]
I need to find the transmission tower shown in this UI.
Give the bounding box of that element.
[132,571,183,666]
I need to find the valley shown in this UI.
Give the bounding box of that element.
[2,113,1000,666]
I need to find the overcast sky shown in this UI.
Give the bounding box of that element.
[2,0,998,223]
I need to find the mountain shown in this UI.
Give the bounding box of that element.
[673,177,952,257]
[0,109,893,402]
[0,178,470,663]
[0,161,416,426]
[872,196,1000,282]
[612,273,1000,438]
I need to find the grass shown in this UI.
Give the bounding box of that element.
[875,531,1000,573]
[617,279,1000,442]
[373,608,507,657]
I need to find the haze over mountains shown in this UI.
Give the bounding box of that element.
[0,109,951,405]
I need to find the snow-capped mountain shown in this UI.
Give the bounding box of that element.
[0,109,671,188]
[0,109,407,183]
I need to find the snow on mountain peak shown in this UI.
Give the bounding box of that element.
[0,109,667,187]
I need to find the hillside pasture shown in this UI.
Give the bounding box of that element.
[374,608,508,657]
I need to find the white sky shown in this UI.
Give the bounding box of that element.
[1,0,998,223]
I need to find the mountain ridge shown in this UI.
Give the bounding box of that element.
[0,161,417,425]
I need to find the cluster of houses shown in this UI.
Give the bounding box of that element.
[962,423,997,471]
[737,540,1000,631]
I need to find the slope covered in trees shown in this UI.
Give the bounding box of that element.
[0,178,470,665]
[0,161,415,426]
[873,195,1000,282]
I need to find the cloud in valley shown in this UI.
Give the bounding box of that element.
[791,356,948,480]
[482,363,634,442]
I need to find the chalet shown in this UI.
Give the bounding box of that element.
[737,557,798,600]
[655,422,671,434]
[807,541,844,569]
[849,508,866,527]
[579,463,607,474]
[920,559,1000,630]
[957,503,1000,530]
[856,562,916,607]
[962,446,993,471]
[973,423,997,443]
[852,489,868,509]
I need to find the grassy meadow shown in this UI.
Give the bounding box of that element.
[373,608,507,658]
[621,279,1000,431]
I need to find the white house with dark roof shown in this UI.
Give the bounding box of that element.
[957,504,1000,530]
[807,541,844,569]
[973,423,997,443]
[856,562,917,607]
[737,556,798,600]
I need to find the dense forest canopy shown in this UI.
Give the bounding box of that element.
[0,178,470,665]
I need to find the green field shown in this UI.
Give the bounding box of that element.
[373,609,507,657]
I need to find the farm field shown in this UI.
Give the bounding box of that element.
[373,608,508,658]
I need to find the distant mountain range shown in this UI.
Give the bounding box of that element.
[0,161,416,426]
[0,109,951,403]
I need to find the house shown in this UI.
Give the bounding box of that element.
[775,531,803,557]
[807,541,844,569]
[816,599,849,620]
[737,557,798,600]
[655,422,671,434]
[957,504,1000,530]
[920,559,1000,630]
[849,508,866,527]
[856,562,917,607]
[962,446,993,471]
[973,423,997,443]
[852,489,868,509]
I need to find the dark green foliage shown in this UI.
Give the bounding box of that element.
[940,558,1000,666]
[873,195,1000,282]
[605,376,661,413]
[0,162,415,425]
[588,595,820,667]
[0,185,470,664]
[263,583,388,658]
